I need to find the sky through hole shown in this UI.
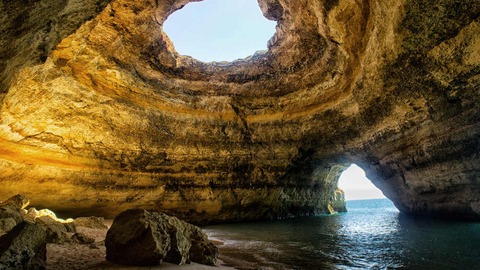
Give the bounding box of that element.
[338,164,386,201]
[163,0,276,62]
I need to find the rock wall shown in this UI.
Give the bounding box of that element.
[0,0,111,96]
[0,0,478,223]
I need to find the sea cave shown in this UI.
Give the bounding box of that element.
[0,0,479,269]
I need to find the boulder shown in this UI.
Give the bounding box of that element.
[35,215,70,244]
[30,209,80,243]
[106,209,171,266]
[0,222,47,270]
[189,226,218,266]
[0,195,28,237]
[0,218,16,237]
[0,194,29,210]
[0,211,23,232]
[41,224,69,244]
[106,209,217,266]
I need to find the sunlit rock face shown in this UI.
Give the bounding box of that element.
[0,0,111,98]
[0,0,478,223]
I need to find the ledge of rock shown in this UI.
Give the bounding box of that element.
[0,0,479,222]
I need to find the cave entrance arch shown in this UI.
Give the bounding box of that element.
[162,0,277,62]
[337,164,386,201]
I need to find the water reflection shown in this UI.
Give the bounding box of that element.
[205,199,480,269]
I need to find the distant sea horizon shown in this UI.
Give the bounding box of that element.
[345,197,388,201]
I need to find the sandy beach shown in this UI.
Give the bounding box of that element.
[45,220,237,270]
[47,243,235,270]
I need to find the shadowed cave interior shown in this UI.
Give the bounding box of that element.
[0,0,479,223]
[0,0,479,269]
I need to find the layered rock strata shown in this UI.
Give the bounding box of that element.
[0,0,479,222]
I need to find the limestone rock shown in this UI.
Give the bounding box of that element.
[71,233,95,245]
[189,226,218,266]
[0,205,24,237]
[0,222,47,270]
[106,209,171,266]
[35,216,68,244]
[41,225,68,245]
[0,0,111,93]
[106,209,217,266]
[0,208,22,231]
[0,0,479,222]
[73,217,107,230]
[0,195,28,224]
[0,194,29,210]
[162,215,192,265]
[24,208,39,223]
[0,195,30,236]
[63,221,76,233]
[0,218,16,237]
[33,209,77,244]
[330,189,347,213]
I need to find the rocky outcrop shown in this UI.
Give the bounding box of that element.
[0,195,29,236]
[0,0,111,96]
[0,194,29,210]
[0,194,107,245]
[0,222,47,270]
[329,189,347,214]
[106,209,217,266]
[0,0,478,222]
[188,225,220,266]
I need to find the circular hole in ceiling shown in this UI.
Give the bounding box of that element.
[163,0,277,63]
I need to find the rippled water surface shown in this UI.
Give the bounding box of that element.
[204,199,480,269]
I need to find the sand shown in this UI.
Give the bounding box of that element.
[47,243,235,270]
[47,244,235,270]
[45,220,237,270]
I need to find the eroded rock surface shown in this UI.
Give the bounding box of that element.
[105,209,217,266]
[0,222,47,270]
[0,0,479,222]
[0,0,111,95]
[0,194,29,237]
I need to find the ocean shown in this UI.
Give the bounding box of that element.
[204,199,480,269]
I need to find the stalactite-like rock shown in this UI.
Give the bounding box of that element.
[0,0,478,223]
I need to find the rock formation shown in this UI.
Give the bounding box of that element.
[0,194,120,268]
[0,222,47,270]
[105,209,217,266]
[0,0,478,222]
[0,195,29,236]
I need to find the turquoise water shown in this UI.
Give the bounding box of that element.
[204,199,480,269]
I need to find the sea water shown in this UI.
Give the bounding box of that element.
[204,199,480,269]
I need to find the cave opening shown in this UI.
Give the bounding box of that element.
[337,164,386,201]
[162,0,277,62]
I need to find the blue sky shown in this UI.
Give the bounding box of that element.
[163,0,277,62]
